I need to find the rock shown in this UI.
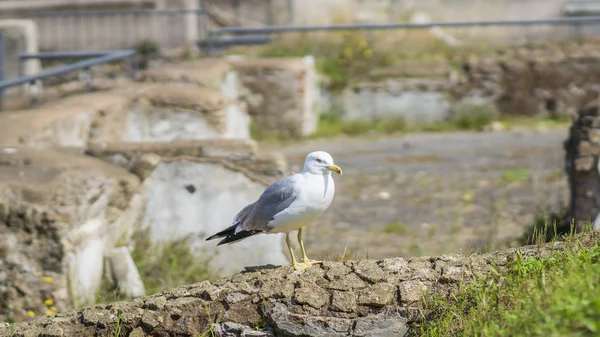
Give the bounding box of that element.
[139,59,235,89]
[399,280,428,304]
[231,57,319,139]
[213,322,274,337]
[259,280,295,299]
[354,260,386,283]
[268,303,353,337]
[0,91,129,149]
[326,273,367,291]
[0,237,587,336]
[294,282,330,309]
[330,291,357,312]
[353,312,409,337]
[86,139,285,179]
[565,104,600,231]
[358,283,396,307]
[120,83,249,141]
[0,147,140,322]
[129,153,162,180]
[128,327,146,337]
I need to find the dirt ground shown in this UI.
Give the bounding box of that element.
[263,127,570,260]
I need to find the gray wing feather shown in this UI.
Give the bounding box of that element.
[236,177,297,233]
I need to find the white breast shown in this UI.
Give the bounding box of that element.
[267,173,335,233]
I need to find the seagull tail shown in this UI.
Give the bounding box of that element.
[205,225,237,241]
[216,230,262,246]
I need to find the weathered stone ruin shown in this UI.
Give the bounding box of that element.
[564,99,600,231]
[333,41,600,124]
[0,57,323,324]
[230,56,319,139]
[1,236,590,337]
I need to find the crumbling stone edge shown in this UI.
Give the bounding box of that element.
[1,235,596,337]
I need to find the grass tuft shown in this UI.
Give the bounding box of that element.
[130,231,214,296]
[96,231,214,304]
[501,168,530,182]
[383,221,409,235]
[520,206,574,245]
[416,230,600,337]
[451,104,498,131]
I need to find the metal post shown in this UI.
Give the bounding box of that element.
[574,22,583,42]
[198,0,206,46]
[233,0,240,26]
[267,0,274,26]
[0,33,4,102]
[288,0,294,25]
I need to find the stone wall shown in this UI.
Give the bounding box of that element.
[292,0,566,24]
[0,0,200,52]
[455,42,600,118]
[0,147,141,321]
[0,58,294,323]
[0,236,590,337]
[564,101,600,231]
[231,56,319,139]
[328,41,600,123]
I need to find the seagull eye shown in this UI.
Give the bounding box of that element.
[316,158,323,163]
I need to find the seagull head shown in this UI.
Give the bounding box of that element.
[302,151,342,176]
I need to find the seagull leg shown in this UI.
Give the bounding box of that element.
[298,227,322,265]
[287,233,309,270]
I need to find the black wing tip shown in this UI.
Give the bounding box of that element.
[216,230,262,245]
[206,224,238,242]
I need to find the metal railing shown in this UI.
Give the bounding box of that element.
[0,47,136,103]
[210,16,600,35]
[206,15,600,53]
[22,9,210,52]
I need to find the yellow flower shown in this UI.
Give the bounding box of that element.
[51,307,57,312]
[46,310,55,316]
[44,299,53,306]
[42,276,53,283]
[363,49,373,58]
[462,194,473,202]
[27,311,35,317]
[358,40,368,49]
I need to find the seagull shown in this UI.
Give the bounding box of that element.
[206,151,342,270]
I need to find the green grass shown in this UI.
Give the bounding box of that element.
[383,221,409,235]
[310,109,408,138]
[198,304,223,337]
[308,104,499,139]
[416,229,600,337]
[501,115,571,130]
[130,231,214,296]
[96,232,214,304]
[451,104,498,131]
[501,168,531,182]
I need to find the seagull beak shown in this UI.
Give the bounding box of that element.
[327,164,343,175]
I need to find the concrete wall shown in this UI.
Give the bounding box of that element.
[289,0,575,45]
[0,0,592,58]
[0,0,200,52]
[0,0,578,53]
[0,19,40,88]
[290,0,566,24]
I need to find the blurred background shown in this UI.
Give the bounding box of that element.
[1,0,600,323]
